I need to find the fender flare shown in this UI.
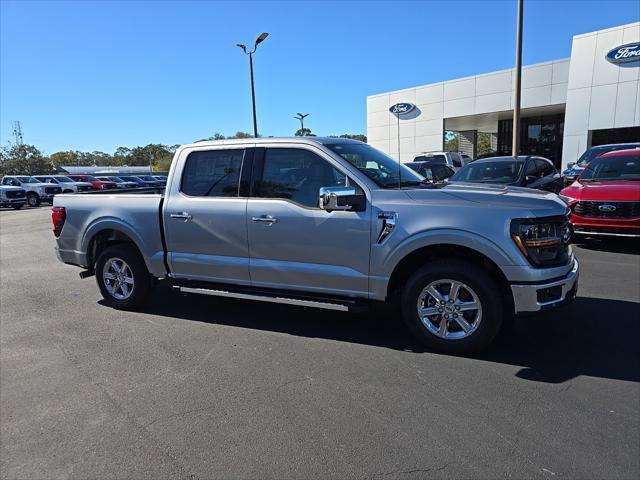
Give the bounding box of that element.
[82,218,151,268]
[381,228,520,279]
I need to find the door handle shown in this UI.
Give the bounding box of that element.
[170,212,193,221]
[252,215,278,224]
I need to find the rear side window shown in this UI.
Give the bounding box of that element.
[181,149,244,197]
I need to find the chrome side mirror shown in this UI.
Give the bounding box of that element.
[319,186,364,212]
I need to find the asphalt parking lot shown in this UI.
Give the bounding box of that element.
[1,207,639,479]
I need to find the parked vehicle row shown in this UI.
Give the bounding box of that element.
[0,174,167,208]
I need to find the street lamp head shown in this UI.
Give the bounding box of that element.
[255,32,269,47]
[236,43,247,53]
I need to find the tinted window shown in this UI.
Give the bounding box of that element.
[451,161,524,183]
[257,148,346,208]
[580,155,640,181]
[535,159,555,177]
[451,153,462,168]
[181,149,244,197]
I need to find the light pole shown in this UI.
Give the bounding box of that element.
[512,0,523,157]
[236,32,269,138]
[294,113,309,132]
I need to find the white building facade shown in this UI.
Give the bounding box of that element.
[366,22,640,169]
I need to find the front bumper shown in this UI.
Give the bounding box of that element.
[0,198,26,206]
[570,213,640,238]
[510,259,579,313]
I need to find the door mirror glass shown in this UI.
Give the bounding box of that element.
[319,186,365,212]
[567,162,576,169]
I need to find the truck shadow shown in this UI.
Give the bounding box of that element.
[143,284,639,385]
[573,238,639,255]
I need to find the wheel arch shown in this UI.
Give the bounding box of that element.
[83,222,147,270]
[386,243,513,310]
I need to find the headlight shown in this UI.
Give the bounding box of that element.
[558,193,575,204]
[511,216,572,267]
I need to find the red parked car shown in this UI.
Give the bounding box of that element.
[66,174,118,191]
[560,149,640,238]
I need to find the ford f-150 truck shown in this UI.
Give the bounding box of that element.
[52,137,578,353]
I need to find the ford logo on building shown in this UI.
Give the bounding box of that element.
[605,42,640,65]
[389,103,416,115]
[598,204,617,212]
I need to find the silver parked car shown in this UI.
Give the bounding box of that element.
[52,137,577,353]
[0,185,27,209]
[34,175,94,193]
[1,176,61,207]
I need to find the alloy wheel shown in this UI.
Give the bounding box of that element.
[102,257,135,300]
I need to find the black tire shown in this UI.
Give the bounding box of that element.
[12,204,24,210]
[400,259,503,353]
[26,193,40,207]
[95,244,152,310]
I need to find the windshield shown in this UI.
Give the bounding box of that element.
[576,145,639,167]
[580,155,640,181]
[325,143,424,188]
[54,176,73,182]
[451,160,524,183]
[15,176,39,183]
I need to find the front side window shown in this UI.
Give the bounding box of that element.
[535,159,555,177]
[451,153,462,168]
[326,143,423,188]
[181,149,244,197]
[257,148,346,208]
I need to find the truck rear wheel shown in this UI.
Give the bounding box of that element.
[95,244,152,310]
[400,259,503,353]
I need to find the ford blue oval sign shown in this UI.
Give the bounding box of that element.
[389,103,415,115]
[605,42,640,65]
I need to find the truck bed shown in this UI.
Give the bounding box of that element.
[53,192,167,276]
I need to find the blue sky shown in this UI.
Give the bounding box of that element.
[1,0,639,154]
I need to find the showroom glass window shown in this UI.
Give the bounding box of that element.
[256,148,346,208]
[181,149,244,197]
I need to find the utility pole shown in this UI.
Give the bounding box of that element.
[512,0,524,158]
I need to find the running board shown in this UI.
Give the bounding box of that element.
[177,286,365,312]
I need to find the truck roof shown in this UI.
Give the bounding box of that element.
[187,136,362,148]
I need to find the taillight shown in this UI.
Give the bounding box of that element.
[52,206,66,237]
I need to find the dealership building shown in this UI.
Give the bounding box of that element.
[366,22,640,169]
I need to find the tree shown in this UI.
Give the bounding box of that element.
[477,132,492,156]
[50,151,80,168]
[444,131,458,152]
[0,144,52,175]
[294,128,315,137]
[329,134,367,143]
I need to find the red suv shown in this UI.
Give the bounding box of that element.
[67,175,118,191]
[560,149,640,238]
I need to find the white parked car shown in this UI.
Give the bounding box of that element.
[413,152,471,171]
[1,176,62,207]
[34,175,94,193]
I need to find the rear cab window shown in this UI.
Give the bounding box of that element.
[181,149,245,197]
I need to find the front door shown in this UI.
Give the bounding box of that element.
[163,146,252,284]
[247,146,371,297]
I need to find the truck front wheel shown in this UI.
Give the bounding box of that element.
[95,244,152,310]
[400,259,503,353]
[27,193,40,207]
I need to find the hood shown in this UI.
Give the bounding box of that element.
[561,180,640,202]
[22,182,53,188]
[68,181,94,187]
[405,182,567,217]
[0,185,24,191]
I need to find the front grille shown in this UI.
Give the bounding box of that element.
[45,186,62,195]
[79,185,93,191]
[6,190,26,198]
[573,201,640,219]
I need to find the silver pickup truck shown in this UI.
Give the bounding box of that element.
[53,137,578,353]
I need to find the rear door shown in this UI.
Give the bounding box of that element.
[246,145,371,297]
[163,145,253,284]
